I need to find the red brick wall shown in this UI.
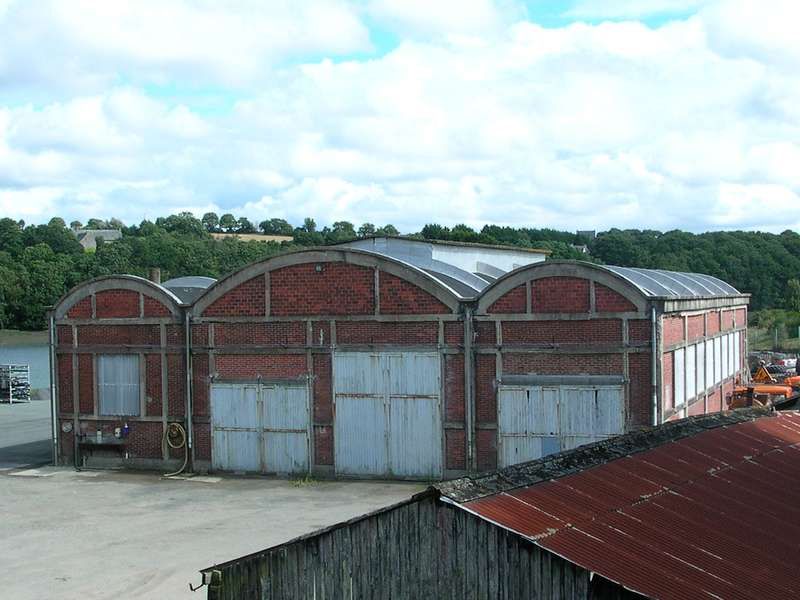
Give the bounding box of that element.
[707,312,720,336]
[721,310,735,331]
[476,429,497,471]
[475,354,496,424]
[501,320,622,345]
[166,325,184,346]
[503,353,623,375]
[379,272,448,314]
[78,354,93,414]
[313,354,332,423]
[215,354,307,379]
[203,276,265,317]
[310,322,331,347]
[445,429,466,470]
[707,389,721,412]
[662,351,674,410]
[688,398,705,416]
[336,321,438,345]
[629,320,651,343]
[126,421,163,459]
[444,322,464,345]
[532,277,589,313]
[734,307,746,326]
[595,284,636,313]
[215,322,305,346]
[67,296,92,319]
[271,263,374,316]
[687,315,705,342]
[475,321,496,345]
[487,285,526,314]
[628,353,651,427]
[60,426,74,462]
[57,354,73,412]
[145,354,162,417]
[662,316,684,347]
[79,325,160,346]
[96,290,140,318]
[57,325,73,346]
[194,423,211,460]
[167,354,186,417]
[191,324,208,346]
[192,354,209,417]
[445,355,465,422]
[143,296,171,317]
[315,426,333,465]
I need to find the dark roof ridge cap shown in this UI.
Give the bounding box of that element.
[436,407,773,503]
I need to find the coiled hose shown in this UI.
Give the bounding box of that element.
[163,422,188,477]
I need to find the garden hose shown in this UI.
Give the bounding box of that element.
[163,422,188,477]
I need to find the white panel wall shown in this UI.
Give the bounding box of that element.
[697,341,706,393]
[686,345,697,401]
[674,348,685,407]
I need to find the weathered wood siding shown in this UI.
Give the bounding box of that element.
[204,492,640,600]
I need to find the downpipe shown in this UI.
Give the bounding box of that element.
[184,311,194,473]
[48,313,58,465]
[651,307,659,427]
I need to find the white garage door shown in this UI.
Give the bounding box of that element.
[211,382,310,474]
[333,352,442,479]
[498,384,625,468]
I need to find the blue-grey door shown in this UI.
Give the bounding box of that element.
[211,382,309,474]
[333,352,442,479]
[498,385,625,467]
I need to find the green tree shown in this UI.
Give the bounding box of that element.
[358,223,376,238]
[303,218,317,233]
[236,217,256,233]
[260,218,293,235]
[787,279,800,311]
[202,212,220,232]
[219,213,237,232]
[377,224,399,236]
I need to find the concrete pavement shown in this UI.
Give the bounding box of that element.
[0,467,423,599]
[0,399,52,469]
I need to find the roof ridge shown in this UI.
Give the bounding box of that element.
[436,408,772,503]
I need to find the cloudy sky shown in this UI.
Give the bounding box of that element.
[0,0,797,233]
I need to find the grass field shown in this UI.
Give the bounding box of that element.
[0,330,48,347]
[749,326,800,353]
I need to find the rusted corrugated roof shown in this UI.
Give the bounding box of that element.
[446,411,800,599]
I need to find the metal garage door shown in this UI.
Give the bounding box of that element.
[333,352,442,479]
[211,382,310,474]
[498,384,624,467]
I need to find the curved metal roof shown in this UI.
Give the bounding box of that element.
[602,265,741,299]
[162,276,217,304]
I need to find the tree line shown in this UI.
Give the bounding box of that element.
[1,213,798,330]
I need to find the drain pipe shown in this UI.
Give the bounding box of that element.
[184,310,194,472]
[463,306,475,471]
[651,306,659,427]
[48,312,58,465]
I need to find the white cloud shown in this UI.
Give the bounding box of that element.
[368,0,523,36]
[566,0,714,19]
[0,0,798,234]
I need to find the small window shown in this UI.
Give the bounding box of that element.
[98,355,140,416]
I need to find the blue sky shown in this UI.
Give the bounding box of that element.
[0,0,797,233]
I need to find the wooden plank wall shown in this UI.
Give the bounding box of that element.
[205,495,640,599]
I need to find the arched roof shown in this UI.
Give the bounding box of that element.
[477,260,746,315]
[53,275,183,319]
[601,265,740,298]
[191,247,464,316]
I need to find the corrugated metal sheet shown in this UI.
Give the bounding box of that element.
[211,382,309,474]
[498,385,624,467]
[333,352,442,478]
[97,354,140,416]
[460,412,800,600]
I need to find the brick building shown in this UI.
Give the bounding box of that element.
[50,237,749,478]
